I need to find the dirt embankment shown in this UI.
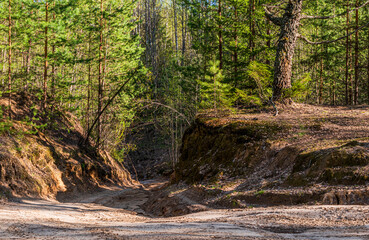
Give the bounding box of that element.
[0,92,136,200]
[145,104,369,216]
[176,104,369,186]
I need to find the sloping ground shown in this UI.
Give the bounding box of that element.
[0,194,368,239]
[149,104,369,215]
[176,104,369,186]
[0,92,135,200]
[0,179,368,240]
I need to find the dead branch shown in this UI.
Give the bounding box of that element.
[264,8,283,26]
[137,100,191,126]
[83,68,139,146]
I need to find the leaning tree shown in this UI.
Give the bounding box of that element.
[265,0,369,102]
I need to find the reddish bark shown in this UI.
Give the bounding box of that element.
[270,0,303,101]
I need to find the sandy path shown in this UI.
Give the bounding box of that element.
[0,182,368,239]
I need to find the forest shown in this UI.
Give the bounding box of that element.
[0,0,369,238]
[1,0,369,162]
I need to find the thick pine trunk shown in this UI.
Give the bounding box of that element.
[272,0,303,101]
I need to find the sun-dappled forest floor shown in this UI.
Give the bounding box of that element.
[199,103,369,150]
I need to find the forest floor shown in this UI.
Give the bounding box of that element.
[200,103,369,149]
[0,180,368,240]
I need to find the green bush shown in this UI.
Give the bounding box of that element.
[198,60,234,110]
[232,61,273,107]
[247,61,273,101]
[283,73,312,102]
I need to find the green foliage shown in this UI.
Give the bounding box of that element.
[283,73,312,102]
[0,121,13,135]
[254,190,265,196]
[198,60,233,110]
[112,143,136,163]
[0,106,12,135]
[231,61,273,107]
[234,89,263,107]
[21,105,48,134]
[1,0,369,169]
[247,61,272,102]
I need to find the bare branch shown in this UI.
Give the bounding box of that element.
[298,21,369,45]
[137,100,191,126]
[264,7,283,26]
[302,0,369,20]
[83,68,139,146]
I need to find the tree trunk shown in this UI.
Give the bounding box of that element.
[319,45,323,104]
[218,0,222,69]
[97,0,104,147]
[249,0,255,61]
[43,1,49,109]
[234,5,238,84]
[26,40,31,75]
[87,30,92,132]
[354,0,359,105]
[367,26,369,104]
[349,33,353,105]
[266,19,271,65]
[51,10,56,97]
[51,47,55,96]
[345,0,350,105]
[333,74,336,105]
[173,0,178,53]
[181,4,186,65]
[213,75,217,110]
[8,0,12,119]
[272,0,303,101]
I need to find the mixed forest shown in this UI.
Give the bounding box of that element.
[1,0,369,167]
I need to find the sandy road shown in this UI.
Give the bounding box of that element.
[0,182,368,239]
